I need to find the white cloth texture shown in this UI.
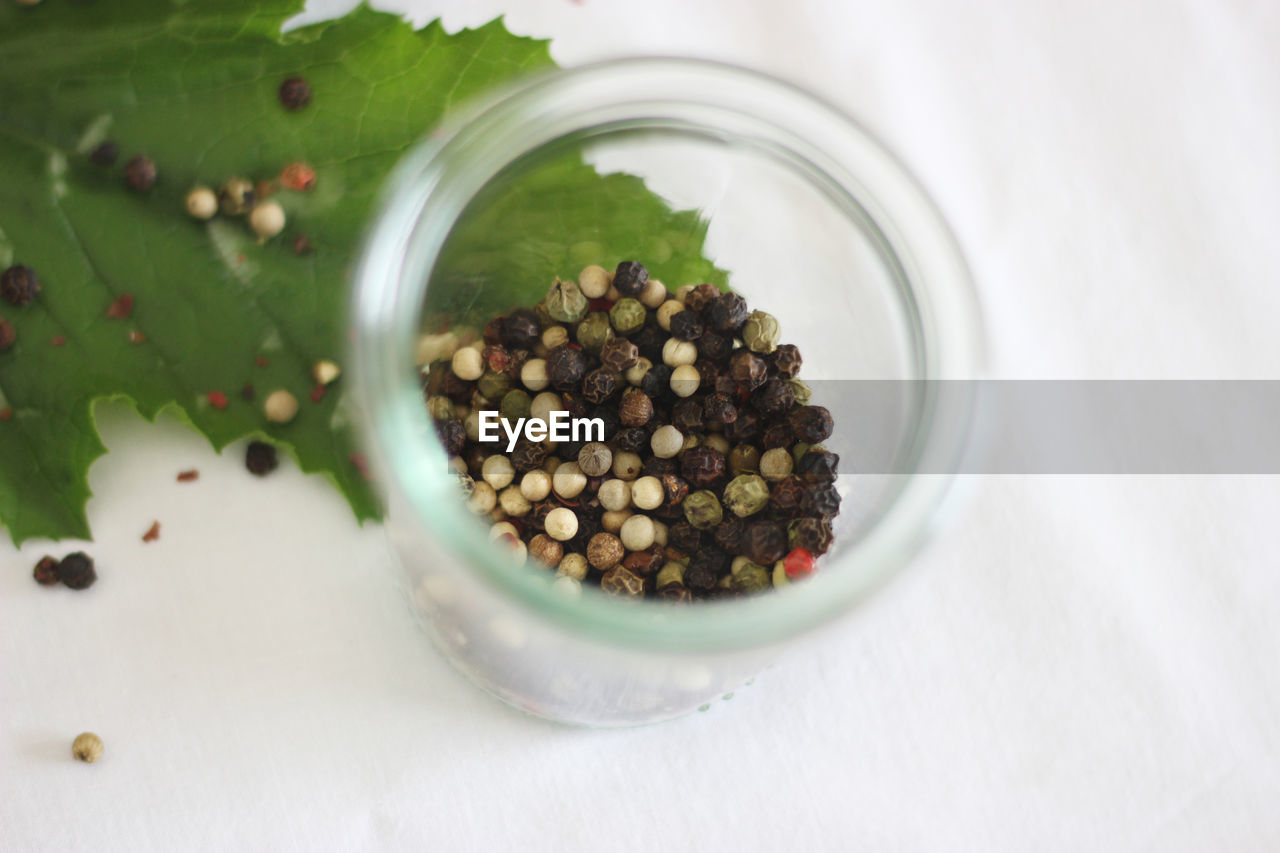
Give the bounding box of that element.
[3,0,1279,850]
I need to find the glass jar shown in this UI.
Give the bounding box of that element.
[350,58,982,726]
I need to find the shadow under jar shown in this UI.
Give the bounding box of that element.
[351,58,982,727]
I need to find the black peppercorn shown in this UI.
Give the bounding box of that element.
[791,405,834,443]
[703,392,738,425]
[279,75,313,110]
[510,439,547,472]
[618,388,653,427]
[33,556,60,586]
[613,260,649,297]
[669,310,704,342]
[660,473,689,507]
[681,445,727,489]
[796,448,839,484]
[546,344,587,390]
[613,426,649,454]
[505,348,531,380]
[434,419,466,456]
[696,332,733,362]
[712,516,745,553]
[693,358,719,389]
[802,483,842,517]
[502,308,541,349]
[690,545,729,578]
[89,140,118,166]
[581,367,618,404]
[1,265,40,307]
[658,583,693,603]
[643,456,678,478]
[632,324,666,362]
[684,282,720,312]
[668,521,702,554]
[599,336,639,372]
[770,476,807,518]
[245,441,279,476]
[770,343,803,379]
[722,409,762,443]
[58,552,97,591]
[708,292,749,332]
[123,155,156,192]
[670,397,705,434]
[729,350,768,390]
[684,560,719,594]
[590,406,621,441]
[640,363,673,399]
[741,520,786,565]
[482,316,505,346]
[751,378,795,415]
[791,516,834,555]
[760,418,794,450]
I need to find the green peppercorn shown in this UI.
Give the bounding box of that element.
[729,443,761,475]
[789,379,812,406]
[683,489,723,529]
[732,563,771,594]
[655,561,685,589]
[722,473,770,517]
[477,369,512,402]
[600,565,645,597]
[609,297,646,335]
[426,395,455,422]
[545,278,589,323]
[742,310,781,354]
[575,311,614,354]
[499,389,532,421]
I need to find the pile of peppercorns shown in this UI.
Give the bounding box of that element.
[422,261,839,601]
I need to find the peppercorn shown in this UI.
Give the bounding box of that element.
[279,76,312,110]
[708,292,749,332]
[760,418,794,450]
[796,448,839,484]
[770,343,803,378]
[741,520,786,565]
[769,476,807,517]
[802,483,842,517]
[728,350,768,390]
[619,514,656,551]
[659,474,689,507]
[58,552,97,590]
[751,378,795,415]
[219,178,256,216]
[33,556,60,586]
[609,298,646,335]
[790,405,834,443]
[783,547,816,579]
[467,482,497,514]
[759,447,794,481]
[681,445,727,489]
[264,389,299,423]
[613,261,648,297]
[599,336,639,372]
[789,379,812,406]
[581,368,618,405]
[667,521,702,554]
[712,516,745,553]
[730,563,770,594]
[575,311,614,354]
[669,399,704,435]
[723,409,762,443]
[614,388,652,428]
[695,332,733,362]
[661,337,698,367]
[586,532,625,570]
[609,427,645,454]
[545,343,587,390]
[185,186,218,220]
[0,317,15,351]
[669,309,704,342]
[789,516,833,555]
[584,405,617,441]
[1,265,40,307]
[507,439,544,472]
[722,473,771,517]
[72,732,104,764]
[249,201,286,240]
[576,442,611,478]
[499,308,539,350]
[684,282,721,312]
[611,451,642,480]
[89,140,118,166]
[124,155,156,191]
[474,369,509,403]
[683,558,719,594]
[245,440,279,475]
[578,264,611,298]
[729,443,761,475]
[600,565,645,597]
[743,310,781,354]
[669,364,700,398]
[682,489,723,529]
[624,475,660,510]
[703,392,738,425]
[528,533,564,567]
[543,278,588,323]
[658,583,693,602]
[481,345,511,375]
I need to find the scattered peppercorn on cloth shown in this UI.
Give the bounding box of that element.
[3,0,1280,850]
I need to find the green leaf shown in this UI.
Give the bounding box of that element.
[0,0,725,545]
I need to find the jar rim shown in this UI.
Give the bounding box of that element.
[350,57,983,654]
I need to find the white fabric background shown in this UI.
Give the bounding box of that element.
[4,1,1279,849]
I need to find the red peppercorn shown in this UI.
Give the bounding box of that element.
[105,293,134,319]
[309,384,327,403]
[783,547,815,579]
[280,162,316,191]
[208,391,228,409]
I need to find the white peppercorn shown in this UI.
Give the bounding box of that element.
[541,325,569,349]
[498,485,532,517]
[185,186,218,220]
[528,533,563,567]
[545,507,579,541]
[675,284,696,303]
[630,475,664,510]
[543,456,562,474]
[662,338,697,367]
[598,478,631,512]
[557,551,589,579]
[612,451,642,480]
[249,201,286,240]
[601,509,632,533]
[467,481,497,514]
[451,346,484,381]
[760,447,794,481]
[464,409,482,441]
[552,461,587,498]
[72,732,104,763]
[578,442,613,477]
[639,278,668,308]
[489,521,519,541]
[481,454,515,489]
[624,357,653,386]
[520,358,549,391]
[656,299,684,331]
[530,391,562,424]
[520,469,552,502]
[552,575,582,598]
[650,425,684,459]
[578,264,611,298]
[703,434,731,455]
[652,520,668,546]
[619,514,656,551]
[264,389,298,423]
[670,364,700,397]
